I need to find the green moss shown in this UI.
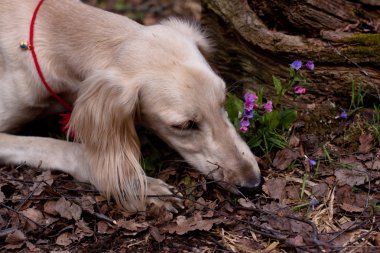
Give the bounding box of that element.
[342,34,380,62]
[343,33,380,46]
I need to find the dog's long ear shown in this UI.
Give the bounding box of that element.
[161,18,213,58]
[69,71,146,212]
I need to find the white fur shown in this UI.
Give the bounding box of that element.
[0,0,261,212]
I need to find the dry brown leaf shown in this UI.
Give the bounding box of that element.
[117,219,149,232]
[32,170,54,196]
[289,135,300,148]
[149,226,165,243]
[336,185,367,213]
[97,221,111,234]
[79,196,95,214]
[4,242,24,250]
[5,229,26,244]
[334,166,367,187]
[21,208,45,231]
[272,149,299,170]
[365,159,380,170]
[287,235,304,247]
[0,189,4,203]
[44,200,59,216]
[75,220,94,238]
[163,213,223,235]
[359,133,373,153]
[375,232,380,246]
[262,178,287,200]
[238,198,255,208]
[56,232,72,247]
[26,241,39,252]
[55,197,82,220]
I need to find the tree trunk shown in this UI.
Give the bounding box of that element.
[201,0,380,106]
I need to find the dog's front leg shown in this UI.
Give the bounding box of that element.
[0,133,90,182]
[146,177,184,213]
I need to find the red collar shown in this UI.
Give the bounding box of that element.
[25,0,73,112]
[22,0,73,135]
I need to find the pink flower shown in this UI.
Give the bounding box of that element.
[240,126,249,133]
[263,101,273,112]
[244,93,258,102]
[244,93,258,111]
[294,86,306,94]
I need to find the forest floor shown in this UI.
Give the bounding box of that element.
[1,1,379,252]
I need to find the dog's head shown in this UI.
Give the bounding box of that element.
[136,19,261,189]
[70,19,261,211]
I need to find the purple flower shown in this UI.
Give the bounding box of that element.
[244,93,258,102]
[309,159,317,166]
[240,116,250,127]
[310,196,318,210]
[291,60,302,70]
[263,100,273,112]
[244,100,254,111]
[305,60,315,71]
[294,86,306,94]
[340,111,348,119]
[240,126,249,133]
[244,93,258,111]
[244,109,254,119]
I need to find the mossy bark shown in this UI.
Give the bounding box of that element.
[201,0,380,106]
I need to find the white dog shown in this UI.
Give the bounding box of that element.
[0,0,261,212]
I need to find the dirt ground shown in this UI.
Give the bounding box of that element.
[1,1,379,252]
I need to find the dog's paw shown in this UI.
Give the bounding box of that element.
[146,177,184,213]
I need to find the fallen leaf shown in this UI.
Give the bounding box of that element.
[262,178,287,200]
[32,170,54,196]
[56,232,72,247]
[336,185,367,212]
[359,133,373,153]
[44,200,59,216]
[117,219,149,232]
[365,159,380,170]
[149,226,165,243]
[162,213,223,235]
[21,208,45,230]
[288,135,300,148]
[26,241,39,252]
[272,149,299,170]
[312,183,329,198]
[75,220,94,238]
[97,221,113,234]
[375,232,380,246]
[238,198,255,208]
[0,189,4,203]
[79,196,95,213]
[55,197,82,220]
[335,166,367,187]
[5,229,26,244]
[287,235,304,246]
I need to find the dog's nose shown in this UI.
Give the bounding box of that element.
[238,175,264,196]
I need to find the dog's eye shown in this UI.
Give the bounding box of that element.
[171,120,199,131]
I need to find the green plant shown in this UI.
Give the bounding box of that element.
[226,60,315,155]
[348,79,366,114]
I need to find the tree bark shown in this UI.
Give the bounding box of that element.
[201,0,380,106]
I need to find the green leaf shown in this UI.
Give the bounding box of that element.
[279,109,298,130]
[272,76,282,96]
[263,111,280,131]
[225,93,244,128]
